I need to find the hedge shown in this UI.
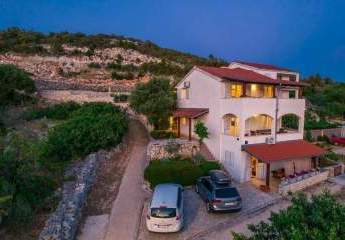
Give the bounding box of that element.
[144,158,221,187]
[25,101,81,120]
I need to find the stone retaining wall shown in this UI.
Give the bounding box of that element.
[39,152,103,240]
[305,127,344,140]
[35,79,133,92]
[147,139,200,160]
[323,163,345,177]
[278,170,329,196]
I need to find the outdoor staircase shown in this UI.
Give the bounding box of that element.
[199,142,215,161]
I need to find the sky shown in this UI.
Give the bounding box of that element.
[1,0,345,81]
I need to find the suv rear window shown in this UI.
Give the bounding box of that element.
[150,208,176,218]
[215,188,239,198]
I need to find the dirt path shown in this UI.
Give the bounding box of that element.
[78,119,149,240]
[102,119,149,240]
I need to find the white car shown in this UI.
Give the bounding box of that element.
[146,183,184,233]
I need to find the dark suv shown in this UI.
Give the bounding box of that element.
[195,170,242,212]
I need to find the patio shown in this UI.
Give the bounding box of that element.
[243,140,326,193]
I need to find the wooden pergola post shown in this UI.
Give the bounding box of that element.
[188,118,192,141]
[177,117,181,138]
[266,162,271,187]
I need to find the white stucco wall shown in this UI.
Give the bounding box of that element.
[176,67,305,183]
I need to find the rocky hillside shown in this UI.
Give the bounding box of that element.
[0,28,226,92]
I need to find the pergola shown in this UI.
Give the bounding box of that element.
[242,140,326,188]
[172,108,209,140]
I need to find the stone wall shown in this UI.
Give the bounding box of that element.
[36,79,133,92]
[323,163,345,177]
[147,139,200,160]
[305,127,344,140]
[39,152,104,240]
[278,170,329,196]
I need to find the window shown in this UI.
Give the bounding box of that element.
[177,189,182,207]
[180,88,189,99]
[215,188,239,198]
[150,208,176,218]
[230,83,243,98]
[246,84,262,97]
[224,115,239,136]
[202,179,212,192]
[289,90,296,99]
[225,151,234,168]
[277,73,297,82]
[263,85,274,98]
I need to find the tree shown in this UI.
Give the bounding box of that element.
[194,121,208,143]
[232,192,345,240]
[129,78,176,129]
[0,64,36,106]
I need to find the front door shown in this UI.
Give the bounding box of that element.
[251,157,257,177]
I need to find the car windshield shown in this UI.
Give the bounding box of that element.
[215,188,239,198]
[150,207,176,218]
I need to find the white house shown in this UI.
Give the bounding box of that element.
[172,61,325,190]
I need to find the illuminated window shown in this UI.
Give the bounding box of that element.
[181,117,187,125]
[224,114,239,136]
[230,83,243,98]
[180,88,189,99]
[263,85,274,98]
[247,84,260,97]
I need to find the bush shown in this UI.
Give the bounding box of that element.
[317,135,330,143]
[88,62,102,68]
[0,134,56,225]
[198,161,221,175]
[144,158,203,187]
[150,130,176,139]
[0,64,36,106]
[41,104,128,163]
[112,94,129,103]
[111,71,134,80]
[25,101,81,120]
[233,192,345,240]
[130,78,176,129]
[144,158,221,187]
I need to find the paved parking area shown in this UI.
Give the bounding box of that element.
[138,182,280,240]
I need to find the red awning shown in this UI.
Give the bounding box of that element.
[242,140,326,163]
[172,108,209,118]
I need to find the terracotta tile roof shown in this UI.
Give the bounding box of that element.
[234,61,295,72]
[242,140,326,163]
[173,108,209,118]
[197,66,306,87]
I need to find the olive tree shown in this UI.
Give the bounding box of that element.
[233,192,345,240]
[129,77,176,129]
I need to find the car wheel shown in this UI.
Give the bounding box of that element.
[206,202,212,213]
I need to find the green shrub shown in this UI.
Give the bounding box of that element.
[317,135,330,143]
[25,101,81,120]
[88,62,102,68]
[111,71,134,80]
[41,104,128,163]
[0,64,36,106]
[144,158,221,187]
[112,94,129,103]
[0,134,56,225]
[144,158,203,187]
[150,130,176,139]
[198,161,221,175]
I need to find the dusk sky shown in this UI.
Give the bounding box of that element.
[1,0,344,81]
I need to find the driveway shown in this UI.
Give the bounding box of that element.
[138,182,281,240]
[103,119,149,240]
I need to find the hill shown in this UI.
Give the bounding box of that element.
[0,28,226,92]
